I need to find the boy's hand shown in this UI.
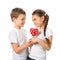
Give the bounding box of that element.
[27,40,33,47]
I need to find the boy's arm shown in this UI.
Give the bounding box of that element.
[11,41,31,54]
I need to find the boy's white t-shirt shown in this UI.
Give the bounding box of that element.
[28,27,53,60]
[8,28,28,60]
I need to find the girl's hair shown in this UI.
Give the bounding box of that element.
[10,7,26,21]
[32,9,50,46]
[32,9,49,36]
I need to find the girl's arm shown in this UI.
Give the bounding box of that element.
[30,36,52,50]
[37,36,52,50]
[11,41,32,54]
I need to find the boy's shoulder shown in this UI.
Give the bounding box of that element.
[9,29,17,35]
[21,28,27,33]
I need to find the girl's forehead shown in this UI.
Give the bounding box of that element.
[32,14,41,18]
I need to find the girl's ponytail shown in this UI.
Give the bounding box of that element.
[44,14,50,48]
[44,14,49,36]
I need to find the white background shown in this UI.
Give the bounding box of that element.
[0,0,60,60]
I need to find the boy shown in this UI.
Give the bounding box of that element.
[8,8,32,60]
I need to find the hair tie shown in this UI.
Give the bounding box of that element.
[44,13,46,16]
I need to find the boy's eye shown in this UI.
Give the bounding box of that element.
[32,19,36,21]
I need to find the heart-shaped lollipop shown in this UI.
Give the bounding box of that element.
[30,28,39,37]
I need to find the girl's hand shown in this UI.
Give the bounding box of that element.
[30,38,40,44]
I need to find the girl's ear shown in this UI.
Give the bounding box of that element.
[41,16,45,22]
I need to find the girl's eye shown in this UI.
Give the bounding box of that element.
[21,18,25,21]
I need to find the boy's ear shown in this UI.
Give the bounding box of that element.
[12,17,16,22]
[41,16,44,21]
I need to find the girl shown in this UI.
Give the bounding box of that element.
[28,9,53,60]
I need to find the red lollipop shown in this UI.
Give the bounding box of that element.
[30,28,39,36]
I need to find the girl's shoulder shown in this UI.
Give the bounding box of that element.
[46,27,53,32]
[45,27,53,37]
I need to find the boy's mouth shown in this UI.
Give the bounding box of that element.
[21,23,24,26]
